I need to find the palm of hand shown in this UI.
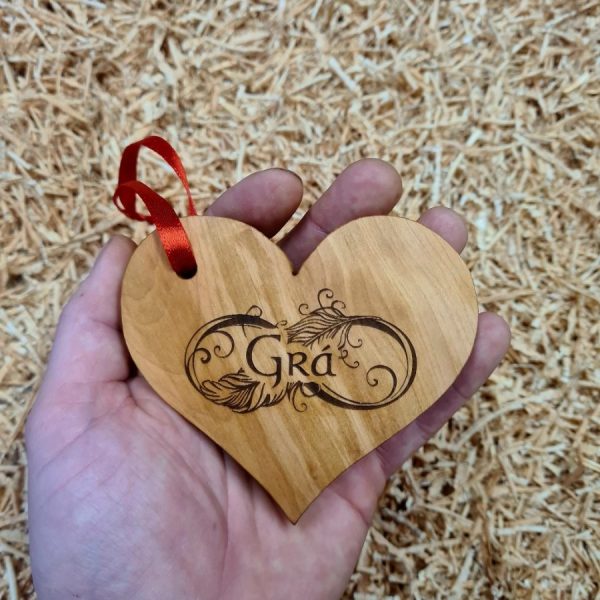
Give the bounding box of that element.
[27,162,509,600]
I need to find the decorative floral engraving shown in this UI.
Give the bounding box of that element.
[184,289,417,413]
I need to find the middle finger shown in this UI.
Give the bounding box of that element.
[280,158,403,271]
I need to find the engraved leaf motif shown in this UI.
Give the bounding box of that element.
[286,307,356,349]
[199,369,287,413]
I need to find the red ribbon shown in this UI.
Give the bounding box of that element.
[113,136,198,277]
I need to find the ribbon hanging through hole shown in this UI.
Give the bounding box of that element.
[113,136,198,278]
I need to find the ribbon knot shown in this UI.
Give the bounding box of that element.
[113,136,198,278]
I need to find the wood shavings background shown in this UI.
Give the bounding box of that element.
[0,1,598,598]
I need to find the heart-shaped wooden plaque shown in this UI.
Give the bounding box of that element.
[121,215,478,522]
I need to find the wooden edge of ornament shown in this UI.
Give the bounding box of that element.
[121,214,479,523]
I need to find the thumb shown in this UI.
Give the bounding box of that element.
[26,236,136,469]
[44,235,136,389]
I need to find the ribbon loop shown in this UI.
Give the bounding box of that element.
[113,136,197,277]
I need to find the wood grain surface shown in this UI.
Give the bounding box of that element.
[121,215,478,522]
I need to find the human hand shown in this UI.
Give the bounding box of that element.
[26,161,510,600]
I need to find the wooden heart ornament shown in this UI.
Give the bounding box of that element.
[121,215,478,522]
